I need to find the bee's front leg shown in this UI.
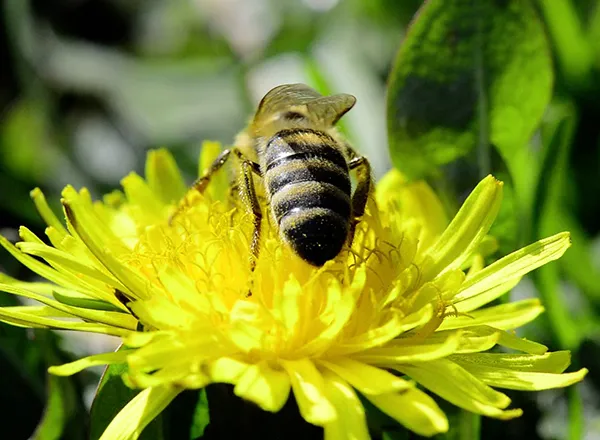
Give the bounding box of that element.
[169,148,233,225]
[233,149,263,277]
[348,156,372,246]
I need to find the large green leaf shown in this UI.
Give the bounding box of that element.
[387,0,553,181]
[90,352,210,440]
[90,353,164,440]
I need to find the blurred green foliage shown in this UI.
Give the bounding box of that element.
[1,0,600,439]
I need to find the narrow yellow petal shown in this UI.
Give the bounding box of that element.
[0,235,118,305]
[17,241,126,293]
[322,371,370,440]
[330,314,404,356]
[99,385,181,440]
[128,333,219,372]
[399,359,511,409]
[2,305,74,319]
[145,149,187,204]
[376,169,448,248]
[453,355,587,390]
[438,299,544,331]
[300,269,364,355]
[0,307,131,336]
[30,188,69,235]
[280,359,336,426]
[451,351,572,373]
[354,331,462,364]
[396,326,500,355]
[208,357,250,384]
[0,282,137,330]
[126,365,209,389]
[497,330,548,355]
[319,358,411,395]
[424,175,503,278]
[49,351,129,376]
[366,388,449,437]
[61,187,152,301]
[121,172,165,220]
[234,362,291,412]
[454,232,571,306]
[455,277,521,313]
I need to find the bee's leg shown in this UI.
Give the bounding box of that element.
[232,150,263,277]
[348,156,372,246]
[169,148,234,225]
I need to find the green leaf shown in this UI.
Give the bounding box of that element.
[387,0,553,181]
[52,291,124,312]
[90,348,163,440]
[29,331,87,440]
[32,375,70,440]
[162,390,210,440]
[190,390,210,439]
[438,407,481,440]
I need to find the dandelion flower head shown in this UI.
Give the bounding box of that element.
[0,144,587,439]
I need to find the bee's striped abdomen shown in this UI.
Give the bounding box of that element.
[263,128,351,266]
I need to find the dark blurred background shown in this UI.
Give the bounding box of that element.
[1,0,600,439]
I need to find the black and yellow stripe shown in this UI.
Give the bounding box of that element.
[263,128,351,266]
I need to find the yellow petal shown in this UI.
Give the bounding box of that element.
[280,359,336,426]
[99,385,181,440]
[322,371,370,440]
[398,360,524,420]
[424,175,503,279]
[0,306,130,336]
[376,169,447,248]
[0,282,136,330]
[396,326,499,355]
[49,351,129,376]
[208,357,250,384]
[330,314,404,356]
[300,268,364,356]
[16,241,126,294]
[455,277,521,313]
[454,232,571,306]
[61,187,153,301]
[319,358,411,395]
[126,364,209,389]
[497,330,548,355]
[354,330,463,364]
[438,299,544,331]
[234,362,291,412]
[0,235,118,306]
[366,388,449,437]
[30,187,69,235]
[451,351,572,373]
[145,149,187,204]
[453,353,587,390]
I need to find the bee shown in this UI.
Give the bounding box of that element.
[171,83,372,270]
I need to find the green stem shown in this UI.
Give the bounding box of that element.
[533,265,579,350]
[568,385,583,440]
[474,9,490,179]
[536,0,595,90]
[458,410,480,440]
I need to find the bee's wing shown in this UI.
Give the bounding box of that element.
[306,93,357,126]
[256,84,356,127]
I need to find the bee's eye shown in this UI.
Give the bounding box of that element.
[282,111,306,121]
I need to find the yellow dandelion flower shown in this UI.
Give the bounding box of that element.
[0,146,586,439]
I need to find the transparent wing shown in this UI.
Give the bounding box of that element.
[255,83,356,127]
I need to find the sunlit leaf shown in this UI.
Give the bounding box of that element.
[90,348,163,440]
[387,0,553,180]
